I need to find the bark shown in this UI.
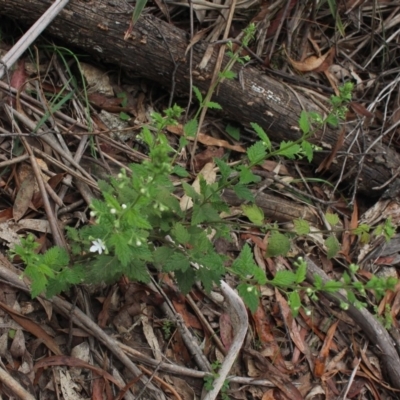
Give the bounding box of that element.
[0,0,398,195]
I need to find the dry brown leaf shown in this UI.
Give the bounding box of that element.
[168,124,245,152]
[287,48,334,72]
[34,355,123,388]
[314,320,339,378]
[13,168,35,221]
[0,300,62,356]
[180,162,216,211]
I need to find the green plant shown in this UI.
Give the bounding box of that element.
[161,320,174,339]
[204,361,230,400]
[10,24,398,324]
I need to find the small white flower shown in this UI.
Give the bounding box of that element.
[90,239,106,254]
[136,240,142,246]
[118,173,123,179]
[122,204,127,209]
[90,211,96,217]
[110,208,117,214]
[247,286,254,292]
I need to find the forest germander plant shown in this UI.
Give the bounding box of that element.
[10,24,398,318]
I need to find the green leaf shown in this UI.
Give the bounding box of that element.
[288,291,301,317]
[293,219,310,235]
[294,261,307,284]
[192,203,220,225]
[325,235,340,259]
[232,244,257,277]
[184,119,198,137]
[326,114,339,127]
[250,123,271,150]
[164,252,190,272]
[325,213,339,226]
[206,101,222,110]
[125,261,150,283]
[247,142,267,165]
[132,0,148,25]
[299,111,310,134]
[172,165,190,177]
[278,141,301,159]
[271,270,296,287]
[172,223,190,245]
[30,272,47,299]
[182,182,201,202]
[252,267,267,285]
[322,281,343,293]
[43,247,70,270]
[313,274,323,290]
[233,184,254,202]
[301,140,313,163]
[119,112,130,121]
[153,246,174,268]
[219,70,237,80]
[242,204,264,226]
[238,166,260,184]
[265,232,290,257]
[237,284,259,314]
[175,268,196,294]
[225,124,240,141]
[215,158,232,181]
[193,86,203,104]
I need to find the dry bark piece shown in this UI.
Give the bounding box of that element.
[0,0,399,195]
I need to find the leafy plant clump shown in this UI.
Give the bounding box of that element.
[10,24,398,318]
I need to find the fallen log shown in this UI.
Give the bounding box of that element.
[0,0,398,195]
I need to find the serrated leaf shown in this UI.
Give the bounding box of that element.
[172,165,190,177]
[215,158,232,181]
[175,269,196,294]
[265,232,290,257]
[232,244,257,277]
[153,246,174,268]
[322,281,343,293]
[164,252,190,272]
[126,261,150,283]
[278,141,301,159]
[238,166,260,184]
[206,101,222,109]
[299,110,310,134]
[313,274,323,290]
[325,213,339,226]
[326,114,339,127]
[172,223,190,245]
[43,247,70,270]
[250,122,271,150]
[253,268,267,285]
[271,270,296,286]
[225,124,240,140]
[193,86,203,104]
[247,142,267,165]
[295,262,307,284]
[288,291,301,317]
[233,184,254,202]
[184,119,198,137]
[191,203,220,225]
[242,204,264,226]
[342,271,351,285]
[325,235,340,259]
[301,140,313,162]
[237,283,259,314]
[182,182,201,201]
[293,219,310,235]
